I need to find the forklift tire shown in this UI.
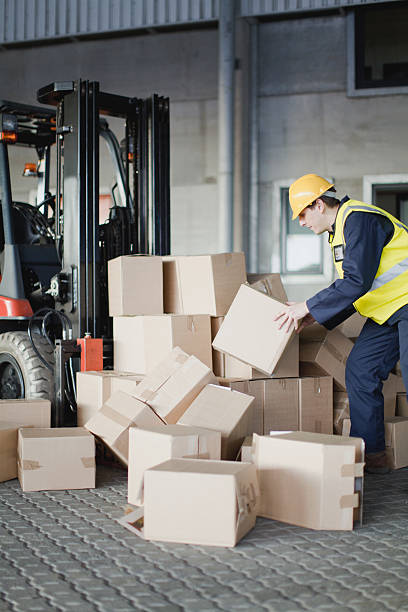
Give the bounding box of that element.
[0,331,54,402]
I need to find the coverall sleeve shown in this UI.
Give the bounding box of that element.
[306,212,394,328]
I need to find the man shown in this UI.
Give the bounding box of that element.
[275,173,408,474]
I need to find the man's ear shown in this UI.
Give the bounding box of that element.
[315,198,325,213]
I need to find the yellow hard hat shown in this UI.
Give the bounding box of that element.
[289,174,334,220]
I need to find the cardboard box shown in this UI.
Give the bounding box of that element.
[0,424,18,482]
[298,377,333,434]
[108,255,163,317]
[85,391,164,465]
[128,424,221,505]
[333,391,349,435]
[133,347,217,424]
[163,252,246,316]
[0,399,50,428]
[110,374,144,396]
[240,435,253,462]
[76,370,141,426]
[119,458,259,547]
[212,284,295,376]
[212,315,299,379]
[300,329,354,390]
[396,392,408,417]
[226,376,332,436]
[178,384,254,460]
[18,427,95,492]
[114,314,212,373]
[250,273,288,303]
[253,432,364,530]
[385,417,408,469]
[300,313,366,342]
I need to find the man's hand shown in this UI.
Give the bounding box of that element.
[274,301,310,333]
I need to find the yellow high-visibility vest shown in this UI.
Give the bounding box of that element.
[329,199,408,324]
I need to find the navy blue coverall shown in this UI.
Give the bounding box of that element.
[306,197,408,454]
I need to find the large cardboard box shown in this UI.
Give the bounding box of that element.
[133,347,217,424]
[226,376,332,436]
[212,315,299,379]
[385,417,408,469]
[18,427,95,492]
[300,329,354,390]
[212,284,295,376]
[0,399,50,428]
[250,273,288,303]
[253,432,364,530]
[108,255,163,317]
[0,424,18,482]
[298,377,333,434]
[85,391,164,465]
[76,370,141,426]
[119,458,259,547]
[128,424,221,505]
[178,384,254,460]
[114,314,212,373]
[163,252,246,316]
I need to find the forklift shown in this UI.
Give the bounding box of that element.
[0,79,170,426]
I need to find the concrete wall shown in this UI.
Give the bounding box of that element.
[1,13,408,298]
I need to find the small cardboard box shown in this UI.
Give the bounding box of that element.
[385,417,408,469]
[128,424,221,505]
[85,391,164,465]
[300,329,354,390]
[0,399,50,428]
[134,347,217,424]
[212,315,299,379]
[240,435,253,462]
[163,252,246,316]
[119,458,259,547]
[253,432,364,530]
[108,255,163,317]
[0,424,18,482]
[18,427,95,492]
[76,370,141,426]
[212,284,295,376]
[114,314,212,373]
[396,393,408,417]
[178,384,254,460]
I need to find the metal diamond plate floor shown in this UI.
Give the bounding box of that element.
[1,466,408,612]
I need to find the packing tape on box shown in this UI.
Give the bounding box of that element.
[21,459,41,471]
[340,493,360,509]
[324,341,348,365]
[236,482,258,523]
[101,405,133,429]
[81,456,96,469]
[313,378,321,394]
[341,463,364,478]
[187,316,196,333]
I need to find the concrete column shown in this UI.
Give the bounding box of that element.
[218,0,236,252]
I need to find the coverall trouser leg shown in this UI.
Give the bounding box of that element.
[345,317,408,454]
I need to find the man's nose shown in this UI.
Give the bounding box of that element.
[299,217,306,227]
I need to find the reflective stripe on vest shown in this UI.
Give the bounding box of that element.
[330,200,408,324]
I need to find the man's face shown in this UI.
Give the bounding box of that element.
[298,201,328,235]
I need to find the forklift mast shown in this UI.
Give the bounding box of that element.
[37,79,170,341]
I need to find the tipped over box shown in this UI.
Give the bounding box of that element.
[128,424,221,506]
[212,284,295,376]
[119,458,259,547]
[253,431,364,530]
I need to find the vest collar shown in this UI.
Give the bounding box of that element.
[328,196,350,243]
